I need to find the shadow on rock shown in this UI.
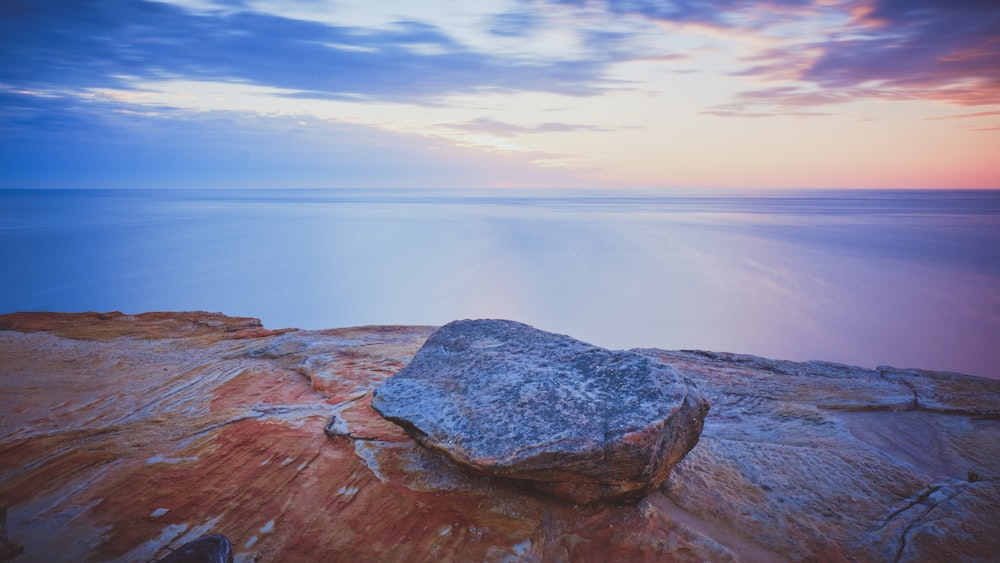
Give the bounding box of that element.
[153,535,233,563]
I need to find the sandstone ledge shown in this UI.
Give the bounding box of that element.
[1,311,998,562]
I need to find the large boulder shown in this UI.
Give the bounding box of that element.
[370,319,709,503]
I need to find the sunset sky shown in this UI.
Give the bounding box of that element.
[2,0,999,189]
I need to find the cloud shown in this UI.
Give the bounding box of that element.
[559,0,816,27]
[698,85,848,117]
[802,0,1000,106]
[0,0,612,102]
[574,0,1000,109]
[700,108,831,118]
[920,108,1000,131]
[923,110,1000,121]
[733,86,857,106]
[443,118,612,137]
[488,10,542,37]
[0,89,593,188]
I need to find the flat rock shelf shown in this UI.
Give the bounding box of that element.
[1,311,998,561]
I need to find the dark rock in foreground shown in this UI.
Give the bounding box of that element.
[154,535,233,563]
[371,319,710,503]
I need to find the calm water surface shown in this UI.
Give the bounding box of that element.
[2,188,999,379]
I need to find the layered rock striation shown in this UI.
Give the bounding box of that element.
[371,319,709,504]
[1,311,998,561]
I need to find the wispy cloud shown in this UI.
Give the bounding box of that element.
[584,0,1000,110]
[2,0,997,189]
[0,0,614,101]
[802,0,1000,106]
[922,108,1000,131]
[487,9,543,38]
[558,0,818,28]
[701,84,868,117]
[0,87,590,188]
[700,108,831,118]
[6,0,995,112]
[923,110,1000,121]
[443,118,612,137]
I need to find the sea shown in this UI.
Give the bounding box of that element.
[2,188,999,379]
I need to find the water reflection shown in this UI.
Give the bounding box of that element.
[2,188,998,379]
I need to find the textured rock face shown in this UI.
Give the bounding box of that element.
[371,319,710,503]
[643,349,1000,561]
[154,535,233,563]
[2,311,999,562]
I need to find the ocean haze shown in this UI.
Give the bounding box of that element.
[2,188,998,379]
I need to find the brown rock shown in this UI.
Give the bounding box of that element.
[1,311,998,561]
[0,310,294,341]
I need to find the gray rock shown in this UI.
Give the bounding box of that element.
[642,348,1000,561]
[154,535,233,563]
[371,319,709,503]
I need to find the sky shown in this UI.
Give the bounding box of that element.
[1,0,999,190]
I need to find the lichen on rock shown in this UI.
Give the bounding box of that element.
[371,319,710,503]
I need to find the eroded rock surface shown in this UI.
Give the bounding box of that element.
[371,319,709,503]
[644,349,1000,562]
[154,535,233,563]
[2,312,998,562]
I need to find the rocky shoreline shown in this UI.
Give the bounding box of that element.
[1,311,998,562]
